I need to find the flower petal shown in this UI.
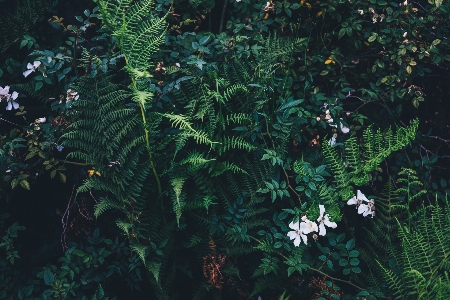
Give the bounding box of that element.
[358,203,369,215]
[12,101,19,110]
[318,222,326,236]
[363,209,372,217]
[357,190,369,202]
[6,101,12,110]
[300,233,308,245]
[318,205,325,219]
[23,69,34,78]
[0,86,10,95]
[27,62,33,69]
[11,91,18,100]
[287,231,298,240]
[324,216,337,229]
[289,221,299,230]
[293,236,301,247]
[340,122,350,134]
[33,61,41,68]
[347,196,357,205]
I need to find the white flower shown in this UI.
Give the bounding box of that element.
[287,218,318,246]
[403,32,408,37]
[287,221,308,246]
[301,219,318,234]
[37,117,46,123]
[317,205,337,236]
[328,133,338,146]
[347,190,374,217]
[0,85,10,96]
[358,9,364,15]
[403,0,407,5]
[6,91,19,110]
[23,61,41,78]
[236,0,241,2]
[340,121,350,134]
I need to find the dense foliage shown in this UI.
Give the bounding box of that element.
[1,0,450,299]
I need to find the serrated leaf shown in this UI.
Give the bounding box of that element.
[25,151,37,160]
[11,179,18,189]
[20,180,30,190]
[59,172,66,183]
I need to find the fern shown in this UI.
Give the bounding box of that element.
[321,120,419,201]
[377,203,450,299]
[0,0,55,53]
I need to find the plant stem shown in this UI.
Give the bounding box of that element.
[309,267,365,291]
[125,55,165,224]
[219,0,229,33]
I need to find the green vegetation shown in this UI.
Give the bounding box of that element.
[1,0,450,299]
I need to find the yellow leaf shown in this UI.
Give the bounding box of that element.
[305,2,311,8]
[300,0,305,4]
[406,65,412,74]
[88,170,94,177]
[263,13,269,20]
[324,59,333,64]
[316,10,323,17]
[364,42,370,46]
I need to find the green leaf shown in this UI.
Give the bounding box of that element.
[35,82,43,91]
[96,285,104,298]
[59,172,66,183]
[199,36,210,45]
[20,180,30,190]
[338,28,346,39]
[345,239,355,250]
[11,179,18,189]
[348,249,359,257]
[43,269,54,285]
[350,257,360,266]
[20,39,28,49]
[339,259,348,266]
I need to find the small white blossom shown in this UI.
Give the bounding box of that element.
[287,221,308,246]
[23,61,41,78]
[6,91,19,110]
[302,219,318,234]
[403,0,407,5]
[358,9,364,15]
[403,32,408,37]
[347,190,375,217]
[340,121,350,134]
[317,205,337,236]
[0,85,10,96]
[328,133,338,146]
[287,218,318,246]
[37,117,47,123]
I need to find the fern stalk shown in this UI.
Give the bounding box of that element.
[125,54,165,223]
